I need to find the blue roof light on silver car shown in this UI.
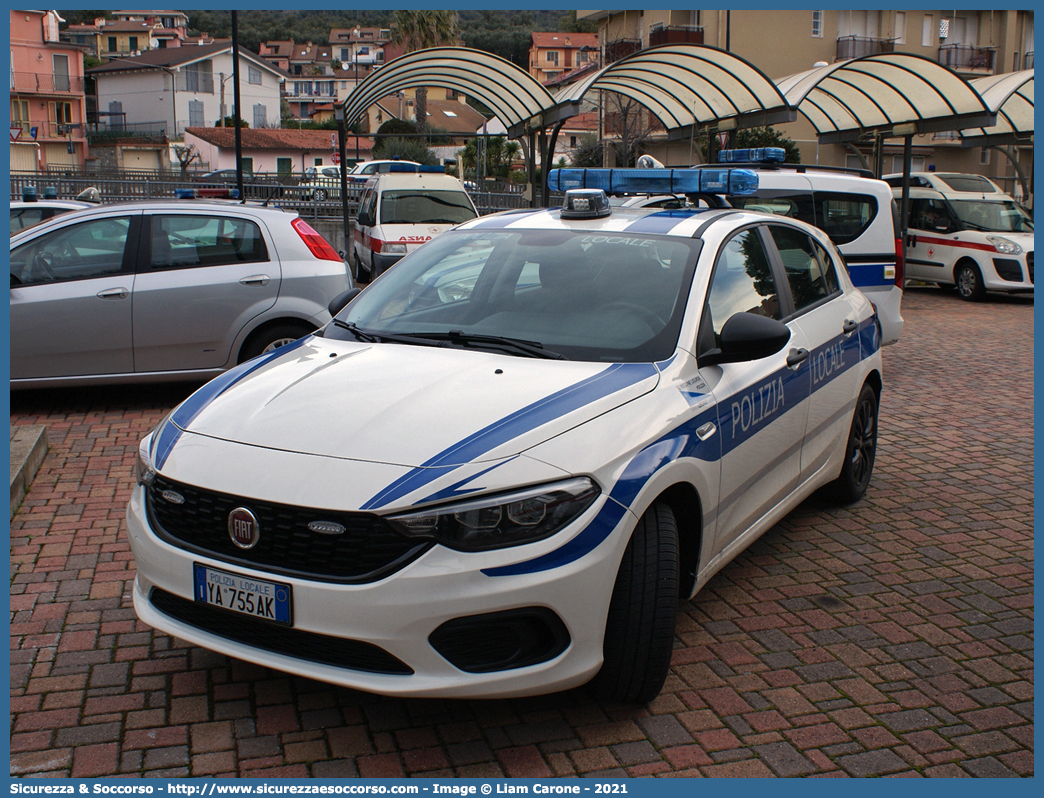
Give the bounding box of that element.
[547,168,759,196]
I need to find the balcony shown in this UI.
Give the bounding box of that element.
[835,36,895,60]
[604,38,641,64]
[649,25,704,47]
[938,45,997,73]
[10,71,85,95]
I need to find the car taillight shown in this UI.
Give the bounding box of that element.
[291,217,342,262]
[894,236,905,288]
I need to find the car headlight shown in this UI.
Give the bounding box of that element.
[381,243,408,255]
[386,477,600,552]
[136,433,156,487]
[987,235,1023,256]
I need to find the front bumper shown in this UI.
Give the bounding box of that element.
[126,486,631,698]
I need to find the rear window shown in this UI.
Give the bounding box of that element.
[936,174,999,193]
[150,215,268,269]
[379,190,477,226]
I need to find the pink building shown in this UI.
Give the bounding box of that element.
[10,10,89,171]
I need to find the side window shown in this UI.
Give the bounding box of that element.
[150,215,268,270]
[911,199,952,232]
[11,217,131,286]
[705,228,781,343]
[813,192,877,245]
[10,207,49,234]
[769,225,840,313]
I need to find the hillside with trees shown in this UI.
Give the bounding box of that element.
[56,10,596,68]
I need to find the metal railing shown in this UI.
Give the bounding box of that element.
[649,25,704,47]
[10,170,537,219]
[938,45,997,72]
[10,71,85,94]
[836,36,895,60]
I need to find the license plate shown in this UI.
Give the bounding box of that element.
[193,563,292,625]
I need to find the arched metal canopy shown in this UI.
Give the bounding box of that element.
[341,47,559,137]
[960,70,1034,147]
[554,44,794,140]
[777,53,996,144]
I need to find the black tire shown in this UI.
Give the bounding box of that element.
[238,323,312,363]
[955,261,987,301]
[591,502,679,704]
[825,383,878,504]
[353,249,371,283]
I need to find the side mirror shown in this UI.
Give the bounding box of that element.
[357,212,373,227]
[698,313,791,368]
[328,287,361,317]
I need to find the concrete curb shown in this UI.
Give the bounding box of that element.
[10,424,47,518]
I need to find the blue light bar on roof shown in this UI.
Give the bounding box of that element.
[717,147,786,164]
[547,168,759,196]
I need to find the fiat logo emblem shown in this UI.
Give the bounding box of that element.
[228,507,260,550]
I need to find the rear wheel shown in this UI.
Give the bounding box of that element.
[825,383,878,504]
[238,323,312,363]
[313,188,328,201]
[591,502,678,704]
[955,261,986,301]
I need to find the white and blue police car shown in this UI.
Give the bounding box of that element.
[128,166,883,703]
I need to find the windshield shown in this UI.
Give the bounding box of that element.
[326,228,702,362]
[949,199,1033,233]
[379,190,477,226]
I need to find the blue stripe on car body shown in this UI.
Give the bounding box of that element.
[361,362,658,510]
[620,209,703,235]
[154,337,311,469]
[484,320,878,576]
[845,262,894,288]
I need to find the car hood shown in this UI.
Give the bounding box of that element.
[166,336,660,469]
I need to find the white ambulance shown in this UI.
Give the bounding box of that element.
[884,172,1034,300]
[352,166,478,281]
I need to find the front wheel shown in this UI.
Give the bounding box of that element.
[825,383,878,504]
[590,502,678,704]
[955,262,987,301]
[313,188,328,201]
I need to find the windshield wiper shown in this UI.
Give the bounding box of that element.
[331,320,446,348]
[396,330,566,360]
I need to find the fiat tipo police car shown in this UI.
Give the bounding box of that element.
[128,166,883,703]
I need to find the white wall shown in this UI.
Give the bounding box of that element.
[95,52,283,138]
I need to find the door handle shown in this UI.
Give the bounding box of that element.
[786,348,809,368]
[240,275,271,286]
[96,287,129,300]
[842,319,858,336]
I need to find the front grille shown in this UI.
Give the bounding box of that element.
[150,588,413,674]
[147,476,431,583]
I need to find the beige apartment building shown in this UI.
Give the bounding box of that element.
[576,9,1033,195]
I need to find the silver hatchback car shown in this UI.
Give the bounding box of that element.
[10,200,352,389]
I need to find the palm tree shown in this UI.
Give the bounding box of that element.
[391,10,459,134]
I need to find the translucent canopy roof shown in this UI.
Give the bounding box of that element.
[776,53,995,143]
[341,47,558,136]
[960,70,1034,147]
[554,44,794,136]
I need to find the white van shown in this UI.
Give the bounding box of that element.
[352,166,478,281]
[699,154,905,346]
[884,172,1034,301]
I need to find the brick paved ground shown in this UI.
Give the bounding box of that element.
[10,287,1033,778]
